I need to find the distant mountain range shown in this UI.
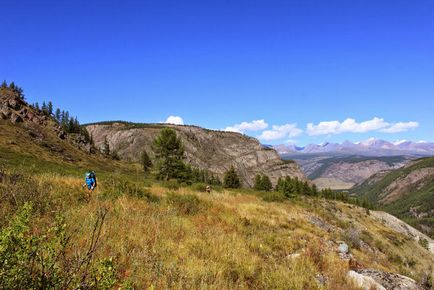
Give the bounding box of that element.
[273,138,434,156]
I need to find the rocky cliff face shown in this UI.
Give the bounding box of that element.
[86,122,306,187]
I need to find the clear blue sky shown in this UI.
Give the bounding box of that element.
[1,0,433,145]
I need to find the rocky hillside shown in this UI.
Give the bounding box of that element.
[86,122,306,187]
[0,86,92,154]
[351,157,434,238]
[282,154,409,190]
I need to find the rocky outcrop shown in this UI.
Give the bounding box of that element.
[371,211,434,254]
[0,86,92,154]
[86,122,306,187]
[1,87,47,126]
[348,269,424,290]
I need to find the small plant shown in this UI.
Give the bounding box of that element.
[419,237,429,250]
[343,228,361,250]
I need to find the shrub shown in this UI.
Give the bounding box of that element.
[162,179,180,191]
[343,228,361,250]
[0,203,117,289]
[192,182,207,192]
[166,192,205,215]
[419,237,429,250]
[260,191,286,202]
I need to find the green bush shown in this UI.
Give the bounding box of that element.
[162,179,180,191]
[260,191,286,202]
[166,192,206,215]
[192,182,207,192]
[419,237,429,250]
[0,203,117,289]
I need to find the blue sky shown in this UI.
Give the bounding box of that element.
[1,0,433,145]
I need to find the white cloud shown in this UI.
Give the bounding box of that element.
[224,119,268,133]
[380,121,419,133]
[162,115,184,125]
[307,117,389,136]
[307,117,418,136]
[258,123,303,141]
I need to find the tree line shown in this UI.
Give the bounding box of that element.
[31,100,91,141]
[1,81,25,99]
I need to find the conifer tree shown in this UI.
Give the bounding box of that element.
[47,101,53,116]
[223,166,241,188]
[55,108,61,122]
[141,150,153,174]
[260,175,272,192]
[254,174,262,190]
[152,128,186,180]
[41,101,47,114]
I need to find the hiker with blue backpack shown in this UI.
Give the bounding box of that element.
[83,171,97,195]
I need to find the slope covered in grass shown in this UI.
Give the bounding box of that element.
[1,120,433,289]
[351,157,434,238]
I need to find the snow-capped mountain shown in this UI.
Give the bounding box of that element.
[274,138,434,156]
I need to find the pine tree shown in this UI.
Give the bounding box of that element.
[1,80,7,88]
[47,101,53,116]
[152,128,186,180]
[68,117,75,133]
[34,102,40,111]
[223,166,241,188]
[141,150,153,174]
[260,175,272,192]
[253,174,262,190]
[102,137,110,156]
[55,108,61,122]
[41,101,47,114]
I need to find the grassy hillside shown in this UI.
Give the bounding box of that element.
[351,157,434,238]
[1,121,433,289]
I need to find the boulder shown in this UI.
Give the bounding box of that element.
[358,269,423,290]
[347,270,386,290]
[338,241,349,254]
[57,130,66,139]
[7,98,21,110]
[10,113,23,124]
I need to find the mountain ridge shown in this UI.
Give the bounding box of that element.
[85,121,307,187]
[275,139,434,156]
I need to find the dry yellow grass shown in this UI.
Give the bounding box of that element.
[1,153,433,289]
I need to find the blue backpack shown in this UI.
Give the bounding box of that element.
[85,171,97,188]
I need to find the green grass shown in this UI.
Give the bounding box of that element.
[351,157,434,237]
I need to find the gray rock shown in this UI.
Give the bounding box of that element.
[358,269,423,290]
[347,270,386,290]
[338,241,349,254]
